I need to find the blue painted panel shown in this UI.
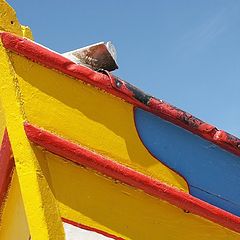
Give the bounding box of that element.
[135,108,240,216]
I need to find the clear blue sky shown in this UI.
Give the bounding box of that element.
[8,0,240,137]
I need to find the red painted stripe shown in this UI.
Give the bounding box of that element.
[0,33,141,108]
[24,123,240,233]
[62,218,124,240]
[2,32,240,157]
[0,130,14,209]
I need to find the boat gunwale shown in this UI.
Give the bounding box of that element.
[1,32,240,157]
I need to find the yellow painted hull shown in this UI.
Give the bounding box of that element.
[0,1,240,239]
[0,41,238,240]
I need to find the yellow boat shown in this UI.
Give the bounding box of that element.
[0,1,240,239]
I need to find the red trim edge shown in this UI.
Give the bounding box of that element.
[2,32,240,157]
[62,218,124,240]
[0,130,14,209]
[24,122,240,233]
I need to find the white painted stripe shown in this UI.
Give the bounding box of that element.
[64,222,114,240]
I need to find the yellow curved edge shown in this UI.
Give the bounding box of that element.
[0,171,30,240]
[34,145,240,240]
[8,52,188,192]
[0,0,33,40]
[21,25,34,40]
